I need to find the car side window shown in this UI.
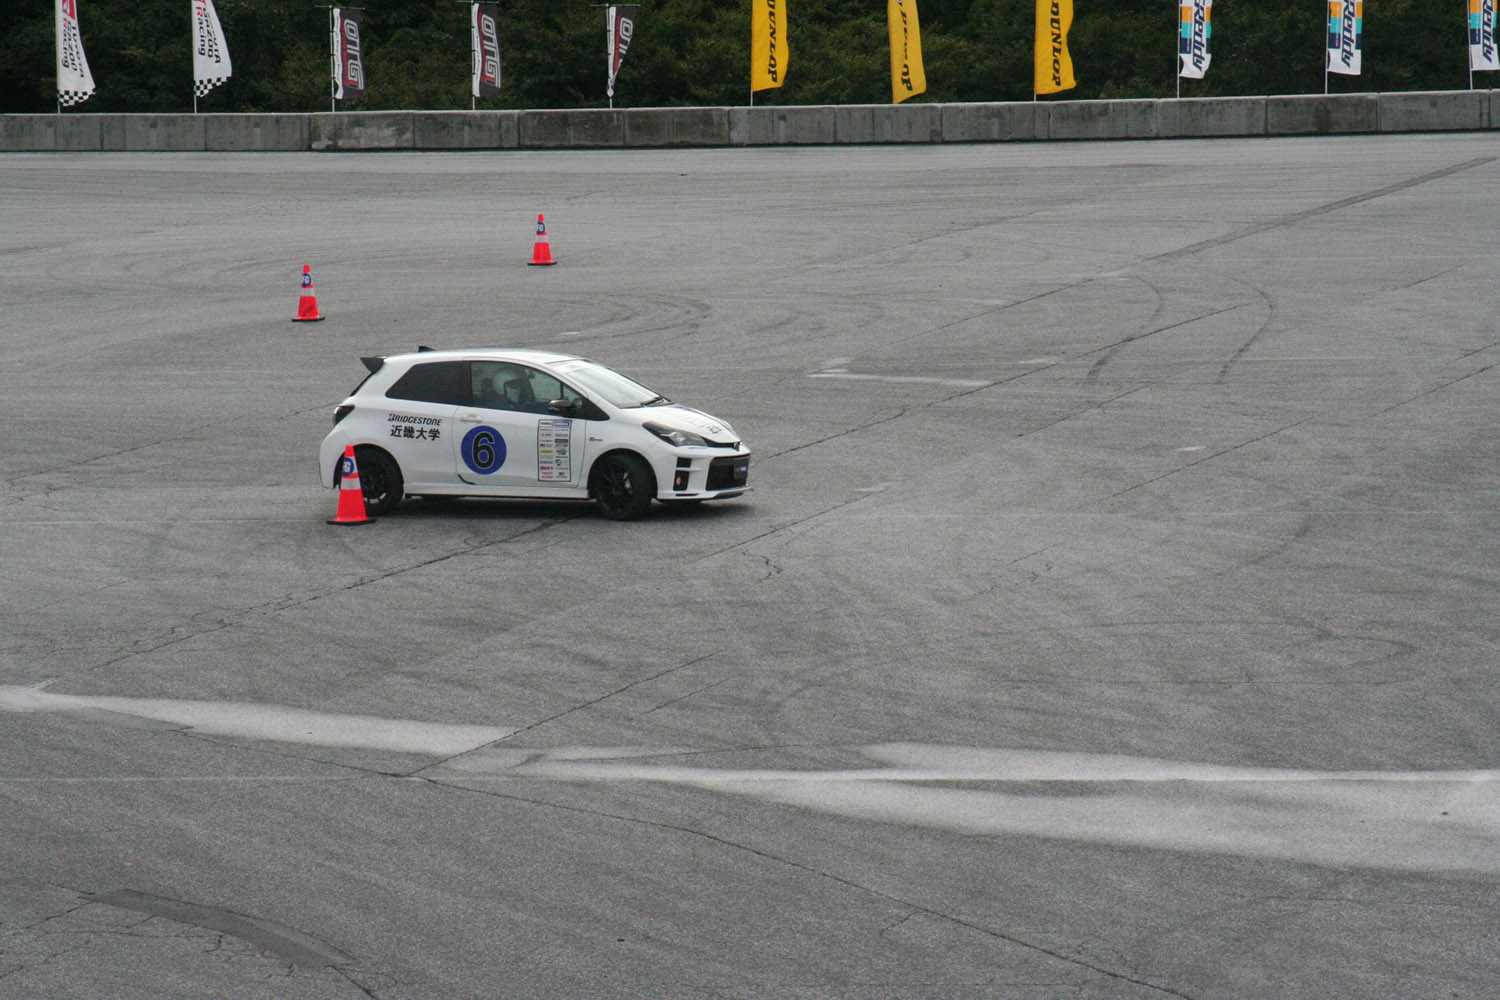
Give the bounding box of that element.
[472,363,581,415]
[386,361,469,405]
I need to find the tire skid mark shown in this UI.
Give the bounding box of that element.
[90,889,351,969]
[426,781,1202,1000]
[1085,274,1166,384]
[1154,156,1497,262]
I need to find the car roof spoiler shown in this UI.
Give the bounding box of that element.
[362,346,434,373]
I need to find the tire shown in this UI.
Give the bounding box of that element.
[349,446,404,516]
[591,453,655,521]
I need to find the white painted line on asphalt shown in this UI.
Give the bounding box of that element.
[0,685,514,755]
[807,373,990,388]
[453,743,1500,874]
[11,686,1497,871]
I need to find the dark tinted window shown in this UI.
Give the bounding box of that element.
[385,361,469,405]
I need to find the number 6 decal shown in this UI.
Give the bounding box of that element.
[461,425,506,474]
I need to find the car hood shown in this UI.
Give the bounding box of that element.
[645,405,739,445]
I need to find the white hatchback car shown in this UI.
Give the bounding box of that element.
[320,348,750,520]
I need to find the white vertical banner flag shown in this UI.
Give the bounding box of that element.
[1178,0,1212,80]
[1472,0,1499,71]
[1327,0,1363,75]
[56,0,96,107]
[192,0,233,97]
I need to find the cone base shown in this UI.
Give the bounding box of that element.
[293,316,325,322]
[527,261,556,267]
[327,515,373,526]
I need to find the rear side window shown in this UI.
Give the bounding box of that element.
[385,361,469,405]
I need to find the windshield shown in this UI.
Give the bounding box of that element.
[554,360,667,408]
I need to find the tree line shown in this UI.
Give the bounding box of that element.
[0,0,1473,114]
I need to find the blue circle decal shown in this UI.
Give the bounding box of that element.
[461,425,506,474]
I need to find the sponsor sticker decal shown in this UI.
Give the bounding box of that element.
[537,419,573,482]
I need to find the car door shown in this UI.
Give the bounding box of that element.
[380,359,467,488]
[454,362,587,492]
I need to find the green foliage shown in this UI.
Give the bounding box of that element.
[0,0,1484,113]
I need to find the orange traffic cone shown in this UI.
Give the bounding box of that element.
[293,264,324,322]
[328,445,373,525]
[528,214,556,266]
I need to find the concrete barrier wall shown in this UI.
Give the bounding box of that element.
[205,114,309,151]
[3,92,1495,152]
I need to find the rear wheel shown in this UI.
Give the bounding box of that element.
[349,446,403,515]
[591,453,655,521]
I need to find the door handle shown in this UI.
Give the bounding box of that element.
[458,412,480,423]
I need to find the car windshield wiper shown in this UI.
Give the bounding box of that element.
[642,395,671,406]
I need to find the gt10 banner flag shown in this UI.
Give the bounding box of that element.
[1327,0,1363,75]
[192,0,233,98]
[1472,0,1499,71]
[56,0,95,107]
[606,5,638,100]
[333,8,366,100]
[472,3,501,98]
[1035,0,1076,94]
[1178,0,1212,79]
[751,0,786,92]
[887,0,926,103]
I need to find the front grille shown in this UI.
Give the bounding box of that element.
[706,455,749,491]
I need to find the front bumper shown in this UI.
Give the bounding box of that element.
[655,448,750,500]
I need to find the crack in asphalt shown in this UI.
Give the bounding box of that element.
[1375,358,1500,415]
[70,516,579,678]
[406,648,726,779]
[1085,305,1247,383]
[0,402,334,499]
[1153,156,1497,261]
[1102,413,1325,501]
[420,780,1203,1000]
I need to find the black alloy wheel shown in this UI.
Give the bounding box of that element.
[351,447,404,516]
[592,453,655,521]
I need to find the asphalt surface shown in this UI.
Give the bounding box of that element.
[1,136,1497,1000]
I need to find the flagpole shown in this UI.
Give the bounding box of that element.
[463,1,475,110]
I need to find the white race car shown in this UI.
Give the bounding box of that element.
[320,348,749,520]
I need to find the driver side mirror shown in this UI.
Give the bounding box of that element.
[546,397,580,415]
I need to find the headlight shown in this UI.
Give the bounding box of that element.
[644,422,708,448]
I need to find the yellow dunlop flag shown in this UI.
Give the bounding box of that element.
[887,0,926,103]
[751,0,788,92]
[1034,0,1076,94]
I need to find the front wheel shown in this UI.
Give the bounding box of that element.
[591,453,655,521]
[348,446,403,516]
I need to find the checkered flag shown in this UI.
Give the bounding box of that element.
[191,0,233,98]
[56,0,96,107]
